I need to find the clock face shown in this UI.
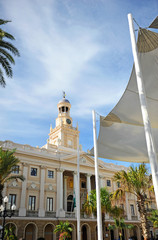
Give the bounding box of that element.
[66,118,71,124]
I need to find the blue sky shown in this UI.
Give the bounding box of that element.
[0,0,157,167]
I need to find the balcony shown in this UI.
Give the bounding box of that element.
[26,210,38,217]
[80,213,96,219]
[131,215,138,220]
[6,210,19,217]
[45,211,56,218]
[65,212,75,218]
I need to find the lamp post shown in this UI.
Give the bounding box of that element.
[0,196,16,240]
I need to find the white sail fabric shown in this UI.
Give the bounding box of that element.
[92,28,158,163]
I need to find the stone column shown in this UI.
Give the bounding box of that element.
[2,182,7,198]
[19,163,28,216]
[87,174,91,196]
[38,166,46,217]
[56,168,65,217]
[125,192,131,220]
[64,176,68,211]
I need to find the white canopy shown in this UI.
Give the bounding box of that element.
[92,25,158,163]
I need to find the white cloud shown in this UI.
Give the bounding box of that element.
[0,0,157,149]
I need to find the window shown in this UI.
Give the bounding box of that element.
[81,181,86,189]
[117,182,120,188]
[47,198,53,211]
[29,196,36,210]
[31,168,37,176]
[12,166,19,174]
[9,194,16,209]
[130,204,135,216]
[48,170,54,179]
[107,180,111,187]
[68,140,72,146]
[67,195,74,212]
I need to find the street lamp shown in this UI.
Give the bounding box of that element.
[0,196,16,240]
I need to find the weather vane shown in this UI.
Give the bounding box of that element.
[63,91,66,98]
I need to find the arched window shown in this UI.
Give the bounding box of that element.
[25,223,36,240]
[82,225,87,240]
[44,224,54,240]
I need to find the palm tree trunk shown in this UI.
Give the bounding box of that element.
[137,199,150,240]
[0,183,4,205]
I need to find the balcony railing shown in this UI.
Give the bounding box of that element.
[26,210,38,217]
[131,215,138,220]
[65,212,75,218]
[80,213,96,219]
[45,211,56,218]
[6,210,19,217]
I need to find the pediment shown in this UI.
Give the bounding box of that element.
[60,153,104,168]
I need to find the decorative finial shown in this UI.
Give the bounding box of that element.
[63,91,66,98]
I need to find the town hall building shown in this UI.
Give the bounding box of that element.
[0,94,156,240]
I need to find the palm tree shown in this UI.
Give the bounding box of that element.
[112,163,152,240]
[83,188,111,240]
[0,19,20,87]
[0,148,25,204]
[54,221,72,240]
[109,218,133,240]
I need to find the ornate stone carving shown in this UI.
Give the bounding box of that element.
[31,182,36,189]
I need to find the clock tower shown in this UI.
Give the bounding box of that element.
[48,92,79,149]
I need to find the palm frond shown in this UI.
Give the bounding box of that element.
[3,175,25,184]
[0,68,5,87]
[2,31,15,40]
[0,19,11,26]
[111,189,125,201]
[0,40,20,56]
[0,56,12,77]
[0,48,15,64]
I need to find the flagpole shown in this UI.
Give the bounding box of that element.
[77,137,81,240]
[92,110,103,240]
[128,13,158,209]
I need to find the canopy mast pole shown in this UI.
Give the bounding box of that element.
[77,137,81,240]
[128,13,158,209]
[92,110,103,240]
